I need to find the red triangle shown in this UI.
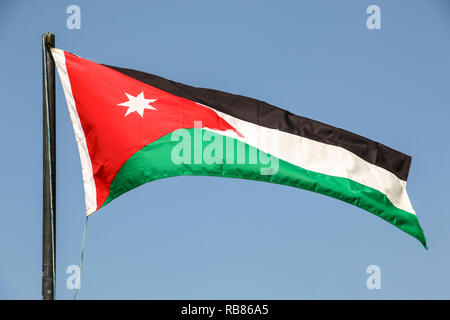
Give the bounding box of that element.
[65,51,239,209]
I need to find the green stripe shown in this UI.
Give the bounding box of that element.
[102,128,427,248]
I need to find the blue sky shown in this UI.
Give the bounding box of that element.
[0,0,449,299]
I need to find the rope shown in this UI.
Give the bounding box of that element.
[73,215,89,300]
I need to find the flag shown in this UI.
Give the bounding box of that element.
[52,48,426,247]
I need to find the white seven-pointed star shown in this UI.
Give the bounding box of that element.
[118,91,157,117]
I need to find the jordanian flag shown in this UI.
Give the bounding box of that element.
[52,48,426,248]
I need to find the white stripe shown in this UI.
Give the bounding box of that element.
[51,48,97,216]
[201,103,416,215]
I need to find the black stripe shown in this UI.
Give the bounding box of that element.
[105,65,412,181]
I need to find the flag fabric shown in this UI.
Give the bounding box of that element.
[52,48,426,247]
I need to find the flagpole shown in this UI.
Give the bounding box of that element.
[42,32,56,300]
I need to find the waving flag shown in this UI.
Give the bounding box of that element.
[52,48,426,247]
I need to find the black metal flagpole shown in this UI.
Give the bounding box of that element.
[42,32,56,300]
